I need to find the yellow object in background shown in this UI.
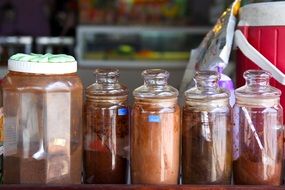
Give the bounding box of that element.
[234,0,241,16]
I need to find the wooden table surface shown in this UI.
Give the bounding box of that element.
[1,185,285,190]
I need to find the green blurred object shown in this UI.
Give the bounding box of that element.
[117,45,135,56]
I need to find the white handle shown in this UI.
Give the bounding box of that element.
[235,30,285,85]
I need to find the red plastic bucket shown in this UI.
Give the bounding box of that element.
[236,2,285,114]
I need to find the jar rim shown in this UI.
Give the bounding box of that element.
[142,69,169,79]
[94,68,119,77]
[243,70,271,80]
[195,70,220,81]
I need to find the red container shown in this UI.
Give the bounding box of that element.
[236,2,285,116]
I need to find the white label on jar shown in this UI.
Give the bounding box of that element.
[45,92,71,182]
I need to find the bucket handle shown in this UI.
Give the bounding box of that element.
[235,30,285,85]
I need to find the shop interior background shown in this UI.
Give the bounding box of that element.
[0,0,279,102]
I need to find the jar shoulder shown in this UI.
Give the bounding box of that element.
[2,72,83,92]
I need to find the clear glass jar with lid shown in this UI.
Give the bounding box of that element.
[2,53,83,184]
[131,69,180,184]
[233,70,283,185]
[84,68,129,184]
[182,71,232,184]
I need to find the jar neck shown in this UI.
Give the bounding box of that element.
[142,69,169,88]
[144,77,168,88]
[94,74,122,93]
[196,78,219,93]
[96,76,118,85]
[94,68,120,85]
[193,70,220,93]
[245,78,270,91]
[243,70,271,90]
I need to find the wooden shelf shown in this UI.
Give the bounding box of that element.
[1,185,285,190]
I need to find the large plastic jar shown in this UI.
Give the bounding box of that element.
[2,53,83,184]
[233,70,283,185]
[182,71,232,184]
[131,69,180,184]
[84,69,129,184]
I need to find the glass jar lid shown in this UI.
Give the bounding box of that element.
[133,69,178,99]
[86,68,128,100]
[235,70,281,99]
[185,71,229,101]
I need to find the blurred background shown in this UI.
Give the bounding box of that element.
[0,0,278,97]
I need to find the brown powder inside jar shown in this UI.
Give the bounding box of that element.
[131,99,180,184]
[4,146,82,184]
[84,103,129,184]
[233,155,282,185]
[233,106,283,185]
[182,109,232,184]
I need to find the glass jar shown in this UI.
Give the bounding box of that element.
[182,71,232,184]
[2,53,83,184]
[84,69,129,184]
[233,70,283,185]
[131,69,180,184]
